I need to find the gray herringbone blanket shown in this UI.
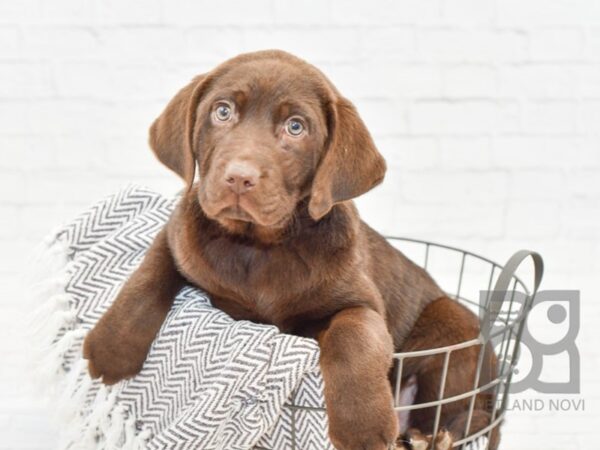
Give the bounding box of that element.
[34,185,331,450]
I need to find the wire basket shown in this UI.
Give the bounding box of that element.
[259,238,543,450]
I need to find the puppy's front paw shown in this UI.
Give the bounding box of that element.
[397,428,453,450]
[327,396,398,450]
[82,321,148,385]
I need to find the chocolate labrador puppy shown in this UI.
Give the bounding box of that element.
[83,50,498,450]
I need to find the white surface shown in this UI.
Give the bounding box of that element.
[0,0,599,448]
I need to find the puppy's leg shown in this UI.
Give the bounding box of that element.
[83,228,184,384]
[318,306,398,450]
[399,298,499,449]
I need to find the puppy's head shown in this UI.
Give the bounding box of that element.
[150,50,385,235]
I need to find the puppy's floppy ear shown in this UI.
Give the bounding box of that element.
[149,74,210,190]
[308,96,386,220]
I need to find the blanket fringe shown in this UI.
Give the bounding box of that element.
[57,359,90,422]
[30,228,141,450]
[55,373,142,450]
[27,231,77,395]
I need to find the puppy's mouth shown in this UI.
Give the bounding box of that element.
[201,195,291,230]
[218,205,255,223]
[218,204,291,229]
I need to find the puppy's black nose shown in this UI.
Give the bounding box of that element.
[224,162,259,195]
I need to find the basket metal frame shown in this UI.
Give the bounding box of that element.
[256,237,543,450]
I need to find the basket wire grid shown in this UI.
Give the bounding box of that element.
[257,238,543,450]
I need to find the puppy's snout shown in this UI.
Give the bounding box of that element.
[224,161,260,195]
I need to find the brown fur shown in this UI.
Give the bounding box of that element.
[83,50,499,450]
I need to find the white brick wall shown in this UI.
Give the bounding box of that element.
[1,0,598,448]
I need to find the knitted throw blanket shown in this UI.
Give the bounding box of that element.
[33,185,330,450]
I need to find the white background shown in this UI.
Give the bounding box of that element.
[0,0,599,449]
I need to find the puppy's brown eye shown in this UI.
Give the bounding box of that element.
[286,119,304,136]
[215,104,232,121]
